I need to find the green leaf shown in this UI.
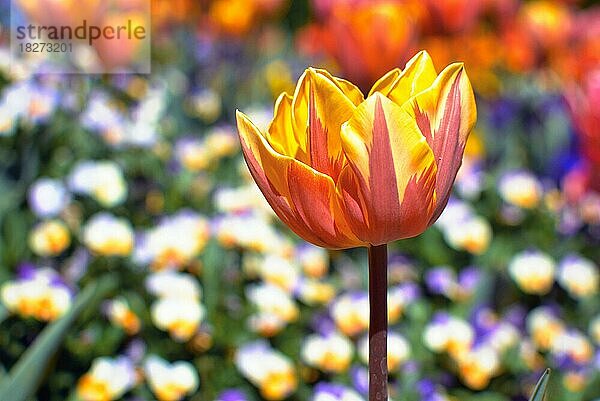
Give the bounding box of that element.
[0,275,117,401]
[529,369,551,401]
[202,239,222,323]
[0,304,8,325]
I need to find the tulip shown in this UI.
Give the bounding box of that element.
[236,50,476,400]
[207,0,288,37]
[236,50,476,250]
[421,0,484,34]
[565,70,600,194]
[297,0,418,90]
[565,8,600,82]
[518,0,572,52]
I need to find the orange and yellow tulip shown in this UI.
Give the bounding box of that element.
[236,51,476,249]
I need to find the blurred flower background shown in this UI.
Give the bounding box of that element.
[0,0,599,400]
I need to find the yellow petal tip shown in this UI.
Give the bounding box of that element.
[235,109,247,121]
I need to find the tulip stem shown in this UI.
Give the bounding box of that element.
[368,243,388,401]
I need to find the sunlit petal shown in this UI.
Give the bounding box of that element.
[404,63,477,223]
[238,110,362,249]
[290,68,357,179]
[339,93,437,244]
[369,50,438,105]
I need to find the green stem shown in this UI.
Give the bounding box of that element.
[368,244,388,401]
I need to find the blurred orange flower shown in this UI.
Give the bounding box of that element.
[152,0,200,26]
[16,0,104,27]
[519,0,572,50]
[565,70,600,194]
[207,0,288,36]
[552,7,600,82]
[421,30,501,95]
[298,0,418,90]
[421,0,485,34]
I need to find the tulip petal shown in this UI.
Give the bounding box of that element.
[332,77,366,106]
[237,110,324,246]
[237,110,362,249]
[267,93,309,162]
[404,63,477,223]
[339,93,437,245]
[287,162,364,249]
[291,68,357,180]
[368,50,438,106]
[368,68,401,97]
[311,68,365,105]
[267,73,362,162]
